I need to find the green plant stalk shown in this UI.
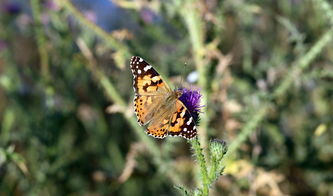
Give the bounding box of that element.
[59,0,130,58]
[313,0,333,25]
[208,159,223,184]
[208,159,217,181]
[225,106,268,159]
[212,163,225,185]
[0,108,14,145]
[208,158,225,187]
[190,138,209,196]
[181,0,209,150]
[31,0,49,79]
[273,27,333,97]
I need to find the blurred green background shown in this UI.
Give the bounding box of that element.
[1,0,333,195]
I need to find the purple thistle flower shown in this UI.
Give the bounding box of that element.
[178,88,203,124]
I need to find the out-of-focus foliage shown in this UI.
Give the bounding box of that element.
[0,0,333,195]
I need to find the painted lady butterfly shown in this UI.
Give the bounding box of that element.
[130,56,197,139]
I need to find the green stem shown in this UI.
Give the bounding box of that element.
[313,0,333,25]
[59,0,130,58]
[208,160,217,182]
[273,27,333,97]
[31,0,49,79]
[190,138,209,196]
[225,106,268,159]
[181,0,209,148]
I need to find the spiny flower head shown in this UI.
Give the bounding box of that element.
[178,88,203,124]
[209,139,228,163]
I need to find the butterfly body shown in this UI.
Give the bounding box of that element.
[130,56,197,139]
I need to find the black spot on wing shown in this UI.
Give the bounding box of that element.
[142,79,163,92]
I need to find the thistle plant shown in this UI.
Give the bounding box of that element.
[174,88,228,196]
[175,138,228,196]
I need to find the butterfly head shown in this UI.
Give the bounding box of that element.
[164,90,182,104]
[174,89,183,98]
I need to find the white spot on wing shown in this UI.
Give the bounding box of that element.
[143,65,152,72]
[138,70,142,74]
[139,58,143,62]
[187,117,193,125]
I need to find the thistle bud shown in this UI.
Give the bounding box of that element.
[209,139,228,163]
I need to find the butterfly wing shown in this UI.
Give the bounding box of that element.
[131,56,171,96]
[167,100,197,139]
[131,56,171,126]
[146,99,197,139]
[133,95,164,125]
[145,110,171,138]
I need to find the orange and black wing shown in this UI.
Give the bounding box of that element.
[167,100,197,139]
[130,56,170,96]
[130,56,170,126]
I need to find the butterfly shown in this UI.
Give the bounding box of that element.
[130,56,197,139]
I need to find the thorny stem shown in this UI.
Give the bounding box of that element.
[190,138,209,196]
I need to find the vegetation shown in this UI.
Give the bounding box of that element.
[0,0,333,195]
